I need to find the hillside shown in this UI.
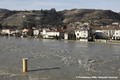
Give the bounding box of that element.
[0,9,120,29]
[0,10,18,22]
[0,8,8,11]
[61,9,120,25]
[0,9,64,29]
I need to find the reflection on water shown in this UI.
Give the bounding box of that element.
[0,37,120,80]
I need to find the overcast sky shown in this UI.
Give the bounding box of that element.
[0,0,119,12]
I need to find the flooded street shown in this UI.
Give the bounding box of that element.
[0,37,120,80]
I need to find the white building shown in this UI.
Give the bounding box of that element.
[95,29,114,39]
[33,29,40,36]
[1,29,11,34]
[41,29,60,38]
[113,30,120,40]
[1,29,22,36]
[74,29,88,40]
[64,33,68,40]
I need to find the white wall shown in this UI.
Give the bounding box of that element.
[33,30,39,36]
[2,29,11,34]
[114,30,120,39]
[42,29,60,38]
[75,30,88,39]
[64,33,68,39]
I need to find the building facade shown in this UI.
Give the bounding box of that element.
[1,29,11,34]
[41,29,60,38]
[33,29,40,36]
[74,29,88,40]
[113,30,120,40]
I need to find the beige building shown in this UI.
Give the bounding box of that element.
[22,29,33,36]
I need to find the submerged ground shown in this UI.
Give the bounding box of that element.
[0,37,120,80]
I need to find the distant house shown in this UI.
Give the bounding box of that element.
[41,29,60,38]
[95,29,114,39]
[33,29,40,36]
[113,30,120,40]
[1,29,22,36]
[22,29,33,36]
[1,29,11,35]
[22,29,29,34]
[93,25,120,39]
[95,30,108,36]
[74,28,88,40]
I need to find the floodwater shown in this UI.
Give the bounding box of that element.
[0,37,120,80]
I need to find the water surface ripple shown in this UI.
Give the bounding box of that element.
[0,37,120,80]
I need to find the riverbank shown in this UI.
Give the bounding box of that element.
[1,35,120,45]
[94,39,120,44]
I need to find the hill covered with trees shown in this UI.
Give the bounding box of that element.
[0,8,120,29]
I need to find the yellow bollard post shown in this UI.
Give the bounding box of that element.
[22,58,28,72]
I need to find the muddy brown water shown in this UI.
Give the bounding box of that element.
[0,37,120,80]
